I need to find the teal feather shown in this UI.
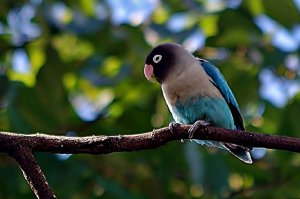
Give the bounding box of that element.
[199,59,245,130]
[172,96,234,129]
[170,96,233,150]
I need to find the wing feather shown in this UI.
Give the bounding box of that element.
[198,58,245,130]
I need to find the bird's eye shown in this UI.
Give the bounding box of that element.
[153,55,162,63]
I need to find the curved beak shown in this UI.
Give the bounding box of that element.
[144,64,155,82]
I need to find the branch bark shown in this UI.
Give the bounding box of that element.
[1,124,300,198]
[9,146,56,199]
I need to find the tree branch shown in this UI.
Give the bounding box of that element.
[9,146,56,199]
[1,125,300,154]
[1,124,300,198]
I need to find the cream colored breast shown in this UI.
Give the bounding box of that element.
[161,61,223,105]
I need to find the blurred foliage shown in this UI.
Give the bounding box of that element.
[0,0,300,198]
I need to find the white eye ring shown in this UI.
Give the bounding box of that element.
[153,54,162,63]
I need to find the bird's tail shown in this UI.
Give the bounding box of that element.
[224,143,253,164]
[192,139,253,164]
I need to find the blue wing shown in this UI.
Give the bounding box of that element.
[198,58,245,130]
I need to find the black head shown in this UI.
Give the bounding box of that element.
[145,43,180,83]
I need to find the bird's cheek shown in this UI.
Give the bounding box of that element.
[144,64,155,82]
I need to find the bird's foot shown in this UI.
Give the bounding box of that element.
[188,120,210,139]
[168,122,181,134]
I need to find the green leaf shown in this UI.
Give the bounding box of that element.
[263,0,300,28]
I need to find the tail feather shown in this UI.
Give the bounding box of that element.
[192,140,253,164]
[224,143,253,164]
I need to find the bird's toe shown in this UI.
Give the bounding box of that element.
[168,122,181,134]
[188,120,210,138]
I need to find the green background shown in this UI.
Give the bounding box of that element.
[1,0,300,198]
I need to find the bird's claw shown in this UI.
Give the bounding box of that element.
[188,120,210,139]
[169,122,181,134]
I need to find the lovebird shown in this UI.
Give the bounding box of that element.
[144,43,252,164]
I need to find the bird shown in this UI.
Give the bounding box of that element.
[143,43,252,164]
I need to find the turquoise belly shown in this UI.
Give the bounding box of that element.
[169,96,235,149]
[170,96,235,129]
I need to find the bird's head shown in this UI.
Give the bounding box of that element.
[144,43,195,84]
